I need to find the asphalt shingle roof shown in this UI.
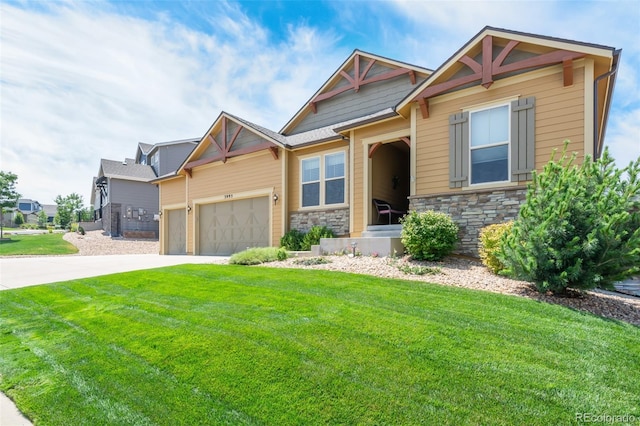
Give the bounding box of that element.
[100,158,157,181]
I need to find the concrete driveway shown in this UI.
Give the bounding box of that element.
[0,254,228,290]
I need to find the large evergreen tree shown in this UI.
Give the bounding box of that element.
[501,143,640,293]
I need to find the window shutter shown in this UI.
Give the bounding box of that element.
[449,112,469,188]
[510,97,535,182]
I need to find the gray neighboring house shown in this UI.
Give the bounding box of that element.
[1,199,56,226]
[92,138,198,238]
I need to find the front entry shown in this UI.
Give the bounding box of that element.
[369,140,410,225]
[198,197,270,255]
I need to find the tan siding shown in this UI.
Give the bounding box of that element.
[415,66,586,195]
[159,178,186,206]
[186,151,283,252]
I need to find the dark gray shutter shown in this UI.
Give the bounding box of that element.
[511,97,535,182]
[449,112,469,188]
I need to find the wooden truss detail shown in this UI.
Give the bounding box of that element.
[310,54,418,113]
[368,137,411,158]
[413,35,585,118]
[184,117,279,173]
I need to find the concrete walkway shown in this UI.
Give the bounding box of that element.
[0,254,226,290]
[0,254,228,425]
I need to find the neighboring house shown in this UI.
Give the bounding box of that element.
[156,27,619,256]
[2,199,56,226]
[92,138,198,238]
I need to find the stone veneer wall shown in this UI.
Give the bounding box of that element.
[289,208,350,236]
[409,187,527,257]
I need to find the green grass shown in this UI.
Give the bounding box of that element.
[0,233,78,256]
[0,265,638,425]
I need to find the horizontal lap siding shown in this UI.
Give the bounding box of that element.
[160,178,186,206]
[187,151,282,252]
[415,66,585,195]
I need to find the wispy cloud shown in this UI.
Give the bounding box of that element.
[0,1,343,203]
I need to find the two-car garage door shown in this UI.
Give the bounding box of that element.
[198,197,270,255]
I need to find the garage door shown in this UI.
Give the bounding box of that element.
[167,208,186,255]
[198,197,269,255]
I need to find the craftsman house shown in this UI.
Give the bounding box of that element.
[92,138,197,237]
[156,27,619,256]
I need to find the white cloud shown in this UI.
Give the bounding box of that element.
[0,2,342,204]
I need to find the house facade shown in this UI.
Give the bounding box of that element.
[92,138,197,238]
[156,27,619,256]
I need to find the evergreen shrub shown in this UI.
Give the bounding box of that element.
[400,210,459,261]
[501,143,640,293]
[280,229,306,251]
[301,226,336,251]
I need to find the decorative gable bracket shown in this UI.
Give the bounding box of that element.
[184,116,279,175]
[414,35,585,118]
[310,54,417,113]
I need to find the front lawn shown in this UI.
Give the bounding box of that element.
[0,233,78,256]
[0,265,638,425]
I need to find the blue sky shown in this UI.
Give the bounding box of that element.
[1,0,638,204]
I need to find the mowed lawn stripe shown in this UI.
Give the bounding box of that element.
[1,264,638,425]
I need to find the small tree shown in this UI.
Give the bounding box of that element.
[0,171,20,238]
[501,142,640,293]
[37,210,48,228]
[55,193,85,229]
[14,211,25,226]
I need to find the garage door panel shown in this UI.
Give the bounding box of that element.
[167,209,186,255]
[198,197,269,255]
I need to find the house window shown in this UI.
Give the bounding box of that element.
[151,152,159,174]
[301,151,346,208]
[469,104,509,184]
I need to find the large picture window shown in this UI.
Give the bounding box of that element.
[469,104,509,184]
[301,152,346,208]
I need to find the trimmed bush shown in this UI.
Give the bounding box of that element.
[479,221,513,274]
[280,229,306,251]
[400,210,459,261]
[501,143,640,293]
[14,211,24,226]
[229,247,288,265]
[301,226,336,251]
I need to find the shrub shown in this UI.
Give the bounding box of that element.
[229,247,288,265]
[479,221,513,274]
[14,211,24,226]
[501,143,640,294]
[400,210,459,261]
[280,229,306,251]
[301,225,336,251]
[293,256,331,266]
[70,223,79,232]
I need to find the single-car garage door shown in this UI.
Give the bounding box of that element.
[167,208,186,255]
[198,197,270,255]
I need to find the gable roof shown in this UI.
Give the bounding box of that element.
[99,158,157,182]
[398,26,618,113]
[176,112,286,176]
[280,49,432,135]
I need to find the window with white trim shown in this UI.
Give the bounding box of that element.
[301,151,346,207]
[469,104,509,184]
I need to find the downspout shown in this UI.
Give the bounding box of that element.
[593,49,621,158]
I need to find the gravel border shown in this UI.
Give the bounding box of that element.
[62,231,639,326]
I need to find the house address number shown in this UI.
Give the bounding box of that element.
[224,194,233,199]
